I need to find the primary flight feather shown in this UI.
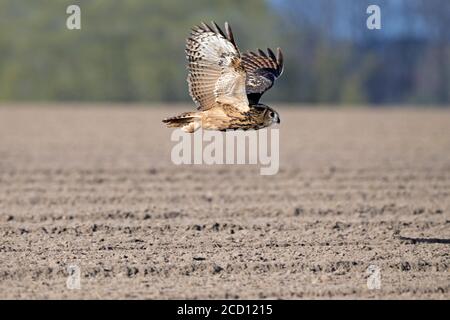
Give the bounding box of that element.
[163,21,283,133]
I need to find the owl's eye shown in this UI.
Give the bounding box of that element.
[270,111,275,117]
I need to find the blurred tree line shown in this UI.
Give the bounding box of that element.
[0,0,448,105]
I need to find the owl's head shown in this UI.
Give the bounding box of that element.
[261,105,280,126]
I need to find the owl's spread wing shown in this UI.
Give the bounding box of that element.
[186,22,249,113]
[241,48,284,105]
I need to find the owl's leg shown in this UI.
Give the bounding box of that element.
[183,120,201,133]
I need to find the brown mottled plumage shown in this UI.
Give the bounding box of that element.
[163,21,283,133]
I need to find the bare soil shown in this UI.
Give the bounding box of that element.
[0,104,449,299]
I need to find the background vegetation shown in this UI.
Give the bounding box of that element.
[0,0,448,105]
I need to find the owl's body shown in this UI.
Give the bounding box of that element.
[163,22,283,133]
[163,103,279,133]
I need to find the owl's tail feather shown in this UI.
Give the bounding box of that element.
[162,112,201,133]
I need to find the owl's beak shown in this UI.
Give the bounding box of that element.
[274,114,280,124]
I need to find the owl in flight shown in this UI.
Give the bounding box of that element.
[163,21,283,133]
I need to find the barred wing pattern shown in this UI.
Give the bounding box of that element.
[241,48,284,105]
[186,22,249,112]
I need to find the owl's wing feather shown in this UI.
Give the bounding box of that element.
[241,48,284,105]
[186,22,249,112]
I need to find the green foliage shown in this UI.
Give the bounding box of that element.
[0,0,278,102]
[0,0,448,105]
